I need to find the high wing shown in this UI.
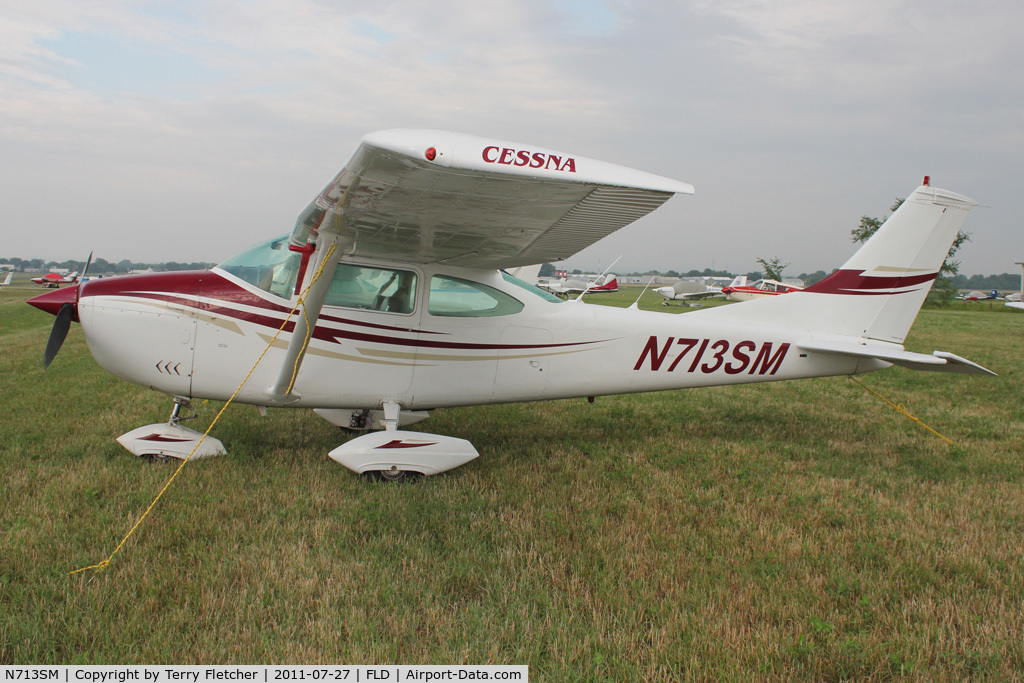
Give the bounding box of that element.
[288,130,693,269]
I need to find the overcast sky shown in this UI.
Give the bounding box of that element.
[2,0,1022,276]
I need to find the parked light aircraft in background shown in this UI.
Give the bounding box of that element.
[655,275,740,305]
[28,130,994,479]
[538,272,618,296]
[31,271,79,288]
[1,272,12,287]
[721,277,804,302]
[1007,302,1024,310]
[958,289,1002,301]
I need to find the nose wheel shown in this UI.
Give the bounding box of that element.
[116,396,227,461]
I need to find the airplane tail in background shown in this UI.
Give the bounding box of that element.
[1,272,12,286]
[691,182,977,345]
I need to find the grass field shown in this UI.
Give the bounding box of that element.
[1,284,1022,680]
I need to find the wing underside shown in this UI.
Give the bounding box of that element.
[289,130,693,269]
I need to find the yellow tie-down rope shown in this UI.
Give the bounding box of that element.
[847,376,956,446]
[71,242,338,575]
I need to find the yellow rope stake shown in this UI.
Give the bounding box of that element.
[847,376,956,446]
[71,242,339,576]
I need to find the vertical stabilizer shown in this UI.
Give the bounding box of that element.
[689,183,976,343]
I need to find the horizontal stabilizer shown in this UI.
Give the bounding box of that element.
[798,341,996,376]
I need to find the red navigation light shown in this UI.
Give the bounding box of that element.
[425,147,437,161]
[923,175,930,186]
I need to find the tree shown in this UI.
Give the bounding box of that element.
[852,198,969,305]
[539,263,557,277]
[798,270,831,287]
[755,257,789,282]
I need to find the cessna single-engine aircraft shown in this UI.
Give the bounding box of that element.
[721,277,804,301]
[29,130,994,478]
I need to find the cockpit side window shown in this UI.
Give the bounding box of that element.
[428,275,524,317]
[324,264,418,314]
[217,235,301,299]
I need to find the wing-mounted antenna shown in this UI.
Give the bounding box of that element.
[574,255,622,302]
[628,276,657,310]
[263,234,341,403]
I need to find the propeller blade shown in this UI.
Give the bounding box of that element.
[76,251,93,307]
[43,303,74,368]
[81,251,94,280]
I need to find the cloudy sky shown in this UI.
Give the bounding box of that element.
[2,0,1022,276]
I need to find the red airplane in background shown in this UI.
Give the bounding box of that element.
[31,271,80,288]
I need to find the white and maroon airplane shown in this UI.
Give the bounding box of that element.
[721,276,804,301]
[31,271,79,288]
[28,130,994,478]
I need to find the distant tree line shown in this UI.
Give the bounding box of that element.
[949,273,1023,291]
[0,256,215,273]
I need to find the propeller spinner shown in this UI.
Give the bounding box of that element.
[28,251,91,368]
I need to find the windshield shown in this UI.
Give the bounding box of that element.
[218,234,301,299]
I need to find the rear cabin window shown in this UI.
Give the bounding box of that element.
[324,264,417,314]
[428,275,524,317]
[501,270,564,303]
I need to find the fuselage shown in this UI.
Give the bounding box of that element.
[64,253,867,411]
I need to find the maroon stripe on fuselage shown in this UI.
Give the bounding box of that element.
[309,325,608,351]
[83,269,606,352]
[804,269,937,295]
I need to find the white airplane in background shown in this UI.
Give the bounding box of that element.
[538,272,619,296]
[655,275,740,305]
[29,130,994,479]
[1,272,13,287]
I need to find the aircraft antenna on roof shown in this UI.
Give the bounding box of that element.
[574,254,622,302]
[629,276,657,310]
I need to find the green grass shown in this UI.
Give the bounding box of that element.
[2,286,1023,680]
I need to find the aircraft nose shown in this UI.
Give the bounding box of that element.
[28,286,78,318]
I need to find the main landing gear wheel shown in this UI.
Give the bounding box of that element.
[365,467,422,483]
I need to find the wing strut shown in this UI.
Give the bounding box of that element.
[264,235,341,403]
